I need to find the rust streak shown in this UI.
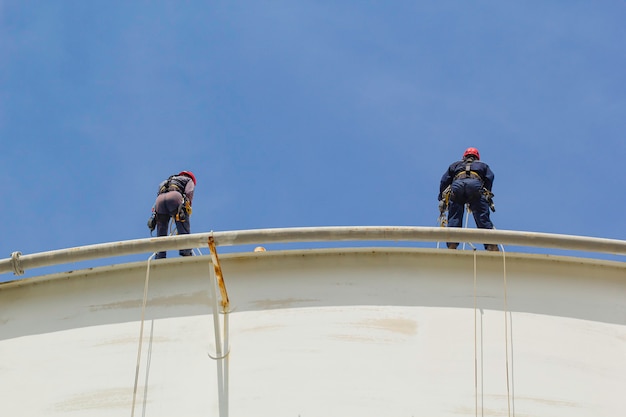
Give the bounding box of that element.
[208,235,230,311]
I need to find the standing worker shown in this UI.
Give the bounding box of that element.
[438,148,498,251]
[148,171,196,258]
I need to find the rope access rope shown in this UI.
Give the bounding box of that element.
[462,205,472,250]
[489,221,512,417]
[130,253,155,417]
[472,240,513,417]
[501,244,512,417]
[473,248,479,417]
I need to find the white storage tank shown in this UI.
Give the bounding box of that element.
[0,227,625,416]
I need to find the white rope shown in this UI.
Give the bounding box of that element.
[130,253,155,417]
[490,222,512,416]
[501,244,512,417]
[141,320,154,417]
[129,244,204,416]
[473,239,512,416]
[435,217,444,248]
[462,206,479,250]
[473,248,479,417]
[462,206,471,250]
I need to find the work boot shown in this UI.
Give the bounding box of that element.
[484,244,499,252]
[179,249,193,257]
[155,252,167,259]
[446,242,459,250]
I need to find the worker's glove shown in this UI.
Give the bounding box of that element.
[482,189,496,212]
[147,212,157,232]
[176,205,187,222]
[438,200,446,213]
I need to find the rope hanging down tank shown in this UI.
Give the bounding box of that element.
[472,244,512,417]
[130,253,156,417]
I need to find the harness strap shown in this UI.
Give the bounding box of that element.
[159,175,185,195]
[453,159,483,181]
[454,170,482,181]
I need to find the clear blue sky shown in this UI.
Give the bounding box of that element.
[1,1,625,279]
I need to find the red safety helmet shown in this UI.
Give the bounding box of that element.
[463,147,480,160]
[179,171,197,185]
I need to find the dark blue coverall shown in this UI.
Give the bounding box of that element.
[439,157,496,249]
[154,175,195,258]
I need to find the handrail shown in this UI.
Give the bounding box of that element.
[1,226,625,276]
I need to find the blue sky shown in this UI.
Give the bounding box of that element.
[1,1,625,279]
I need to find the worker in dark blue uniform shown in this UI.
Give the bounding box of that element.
[438,148,498,251]
[149,171,196,259]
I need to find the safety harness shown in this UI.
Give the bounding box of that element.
[147,175,193,234]
[159,175,186,195]
[438,159,495,226]
[453,161,483,181]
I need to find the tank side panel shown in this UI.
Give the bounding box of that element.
[0,249,624,416]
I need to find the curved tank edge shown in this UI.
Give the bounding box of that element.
[1,245,624,291]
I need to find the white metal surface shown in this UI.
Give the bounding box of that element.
[1,240,625,417]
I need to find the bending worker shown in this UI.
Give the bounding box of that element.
[150,171,196,259]
[438,147,498,251]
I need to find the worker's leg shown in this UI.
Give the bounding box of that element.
[446,200,465,249]
[155,214,171,258]
[469,196,498,250]
[175,218,193,256]
[154,192,183,258]
[470,197,493,229]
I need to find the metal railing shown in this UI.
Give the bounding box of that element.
[1,226,625,276]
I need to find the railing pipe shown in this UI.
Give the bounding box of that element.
[1,227,625,276]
